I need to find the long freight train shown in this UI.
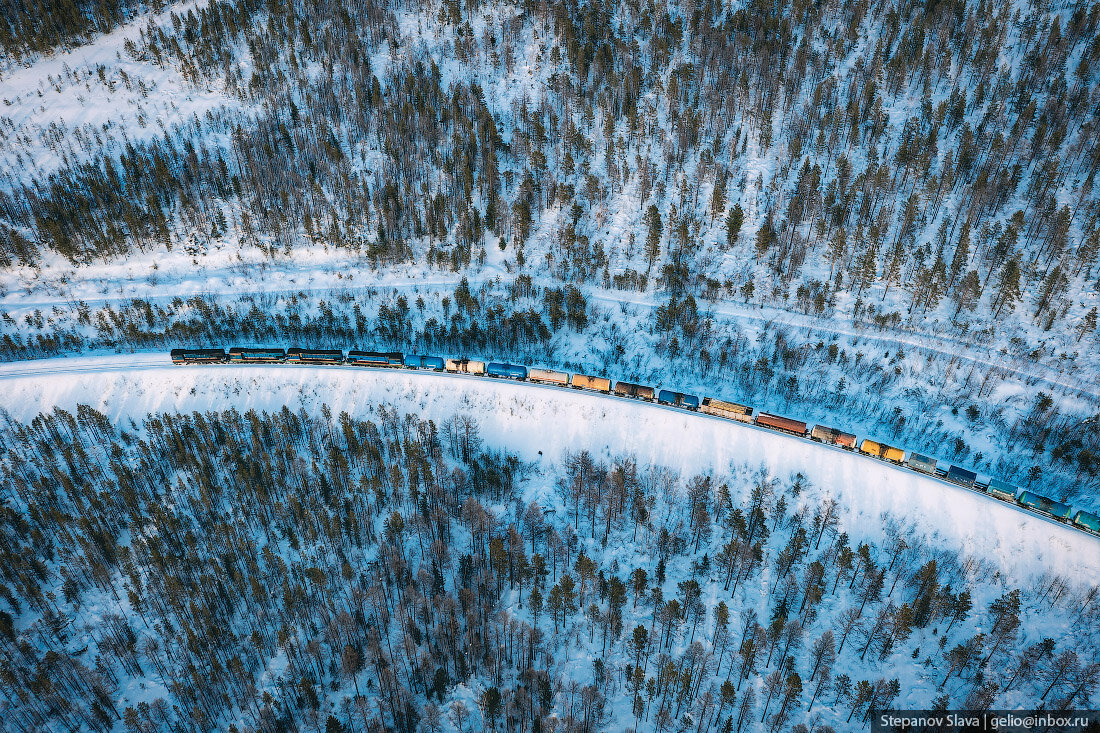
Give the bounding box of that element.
[170,347,1100,538]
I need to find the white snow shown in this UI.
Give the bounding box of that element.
[3,355,1096,584]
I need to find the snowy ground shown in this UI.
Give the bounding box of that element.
[4,355,1097,584]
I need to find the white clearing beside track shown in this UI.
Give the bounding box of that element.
[2,354,1097,583]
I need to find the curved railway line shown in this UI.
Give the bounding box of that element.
[165,346,1100,541]
[1,349,1096,542]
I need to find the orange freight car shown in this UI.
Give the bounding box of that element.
[755,412,808,436]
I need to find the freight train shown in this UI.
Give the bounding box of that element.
[170,347,1100,538]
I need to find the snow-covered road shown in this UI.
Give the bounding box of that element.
[2,354,1097,583]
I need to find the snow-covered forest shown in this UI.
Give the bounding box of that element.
[1,0,1099,502]
[2,0,1100,729]
[1,386,1098,732]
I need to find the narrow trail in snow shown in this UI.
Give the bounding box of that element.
[4,273,1095,399]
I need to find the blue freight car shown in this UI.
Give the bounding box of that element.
[986,478,1018,502]
[347,351,403,367]
[1018,491,1072,520]
[657,390,700,409]
[404,355,445,370]
[487,362,528,379]
[1073,510,1100,533]
[945,465,978,487]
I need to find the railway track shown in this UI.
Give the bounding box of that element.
[2,352,1098,542]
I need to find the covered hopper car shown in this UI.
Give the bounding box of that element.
[755,413,808,436]
[907,452,937,474]
[571,374,612,392]
[347,351,403,367]
[229,347,286,362]
[171,348,227,364]
[810,425,857,449]
[700,398,753,423]
[657,390,700,410]
[445,359,486,375]
[945,465,978,488]
[528,368,570,386]
[614,381,656,401]
[286,348,344,365]
[987,478,1018,502]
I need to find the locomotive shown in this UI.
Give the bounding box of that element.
[169,346,1100,538]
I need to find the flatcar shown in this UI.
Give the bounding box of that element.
[907,452,937,475]
[614,381,656,401]
[286,348,344,365]
[347,351,403,367]
[528,368,570,386]
[487,362,528,379]
[986,478,1018,502]
[404,355,445,370]
[171,348,227,364]
[228,347,286,362]
[810,425,857,449]
[945,465,978,488]
[1073,510,1100,533]
[859,439,905,463]
[700,398,753,423]
[1017,491,1072,520]
[657,390,700,410]
[572,374,612,393]
[756,412,808,436]
[445,358,486,375]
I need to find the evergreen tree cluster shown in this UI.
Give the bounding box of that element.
[1,0,1099,340]
[0,405,1097,731]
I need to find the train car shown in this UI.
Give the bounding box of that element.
[859,439,905,463]
[1017,491,1072,520]
[945,465,978,488]
[347,351,403,367]
[657,390,700,410]
[404,355,445,370]
[756,412,808,436]
[286,348,344,365]
[907,452,937,474]
[613,381,656,401]
[228,347,286,362]
[1073,510,1100,534]
[170,348,227,364]
[528,368,570,386]
[809,425,857,449]
[571,374,612,393]
[987,478,1018,502]
[700,398,753,423]
[487,362,528,379]
[445,358,487,375]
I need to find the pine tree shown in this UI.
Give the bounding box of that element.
[726,204,744,247]
[1077,307,1098,341]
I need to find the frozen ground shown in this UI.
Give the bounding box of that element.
[4,354,1097,584]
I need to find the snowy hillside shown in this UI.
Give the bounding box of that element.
[0,362,1098,731]
[2,0,1100,728]
[1,0,1099,508]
